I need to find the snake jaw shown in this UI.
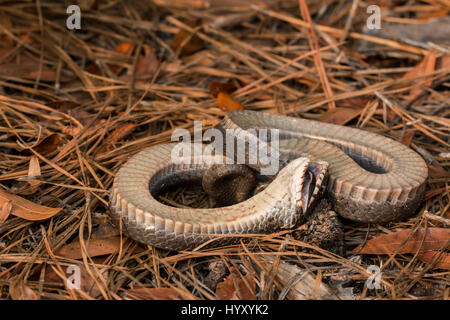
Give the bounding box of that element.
[301,161,328,214]
[288,158,328,215]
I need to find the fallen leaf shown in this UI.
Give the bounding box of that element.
[44,258,108,297]
[402,51,437,102]
[209,81,238,97]
[101,123,136,151]
[0,12,14,47]
[216,267,256,300]
[338,97,369,109]
[9,282,38,300]
[0,60,72,82]
[0,200,12,224]
[86,62,101,75]
[10,156,41,196]
[171,20,204,56]
[60,126,81,136]
[417,9,449,21]
[56,237,122,260]
[135,45,158,82]
[19,133,61,155]
[417,251,450,270]
[153,0,210,9]
[78,0,99,10]
[320,107,361,125]
[26,155,41,187]
[353,228,450,255]
[109,42,135,74]
[440,55,450,70]
[400,131,415,147]
[216,92,244,111]
[0,188,61,221]
[260,256,345,300]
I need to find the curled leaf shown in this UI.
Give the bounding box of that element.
[320,107,361,125]
[215,267,256,300]
[171,20,204,56]
[353,228,450,255]
[209,81,238,97]
[19,133,61,155]
[0,200,12,224]
[417,251,450,270]
[26,155,41,187]
[216,92,244,111]
[0,188,61,221]
[56,237,122,260]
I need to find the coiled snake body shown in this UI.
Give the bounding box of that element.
[109,111,428,250]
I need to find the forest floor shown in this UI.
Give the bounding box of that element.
[0,0,448,300]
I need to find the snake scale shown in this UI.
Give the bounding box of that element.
[109,110,428,250]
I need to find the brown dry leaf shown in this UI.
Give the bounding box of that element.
[86,62,101,75]
[216,267,256,300]
[417,9,449,21]
[34,134,61,154]
[0,13,14,47]
[171,20,204,56]
[21,284,38,300]
[353,228,450,255]
[320,107,361,125]
[216,92,244,111]
[9,282,38,300]
[78,0,99,10]
[0,188,61,221]
[56,237,122,260]
[209,81,238,97]
[19,133,61,155]
[110,42,135,74]
[401,51,437,101]
[81,265,108,297]
[417,251,450,270]
[125,288,188,300]
[0,60,72,82]
[0,200,12,224]
[101,123,136,150]
[338,97,369,108]
[440,55,450,70]
[60,126,81,136]
[400,131,415,147]
[135,45,159,82]
[153,0,210,9]
[26,155,41,187]
[44,259,108,297]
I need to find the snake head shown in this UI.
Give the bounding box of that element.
[288,158,328,215]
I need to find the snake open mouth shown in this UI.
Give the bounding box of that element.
[301,161,328,214]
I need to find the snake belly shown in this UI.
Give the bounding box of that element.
[109,110,428,250]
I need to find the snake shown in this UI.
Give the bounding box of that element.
[109,110,428,251]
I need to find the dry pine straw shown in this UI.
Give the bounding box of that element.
[0,0,449,300]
